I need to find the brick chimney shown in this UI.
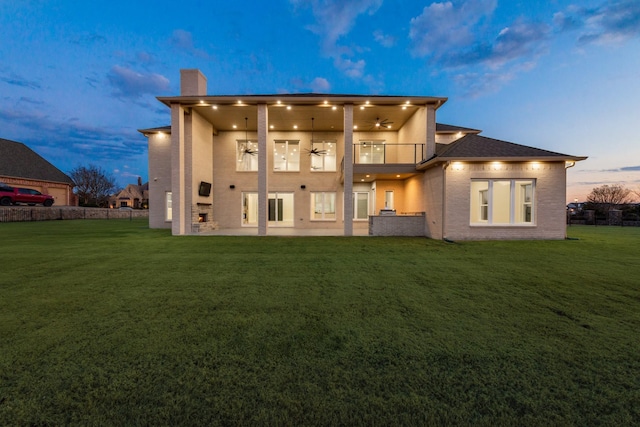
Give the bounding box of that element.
[180,69,207,96]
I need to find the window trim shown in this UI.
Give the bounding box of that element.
[353,191,370,221]
[273,140,300,172]
[310,140,337,172]
[470,179,536,226]
[236,139,259,172]
[310,192,337,221]
[165,191,172,222]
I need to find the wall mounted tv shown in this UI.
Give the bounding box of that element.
[198,181,212,197]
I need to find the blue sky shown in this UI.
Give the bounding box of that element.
[1,0,639,201]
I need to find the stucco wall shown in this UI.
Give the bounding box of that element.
[422,167,444,239]
[212,129,347,230]
[147,132,172,228]
[444,161,568,240]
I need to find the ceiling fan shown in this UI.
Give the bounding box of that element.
[241,117,257,156]
[304,117,328,156]
[367,117,394,130]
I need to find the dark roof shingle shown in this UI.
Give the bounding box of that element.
[435,134,578,159]
[0,138,74,185]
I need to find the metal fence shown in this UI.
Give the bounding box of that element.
[0,206,149,223]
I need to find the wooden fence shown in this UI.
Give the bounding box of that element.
[0,207,149,223]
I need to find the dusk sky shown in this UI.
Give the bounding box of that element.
[1,0,639,201]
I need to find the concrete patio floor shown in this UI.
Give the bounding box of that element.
[198,227,370,236]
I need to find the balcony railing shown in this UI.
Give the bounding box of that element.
[353,143,425,164]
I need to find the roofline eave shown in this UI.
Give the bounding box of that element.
[156,94,448,109]
[417,156,588,170]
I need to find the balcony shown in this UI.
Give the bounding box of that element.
[340,143,426,183]
[352,143,425,180]
[353,143,425,165]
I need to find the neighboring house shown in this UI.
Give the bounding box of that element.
[0,137,75,206]
[111,177,149,209]
[140,69,587,239]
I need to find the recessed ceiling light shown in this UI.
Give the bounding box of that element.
[293,125,298,129]
[233,125,237,129]
[212,105,218,110]
[396,175,401,178]
[360,106,365,110]
[353,125,358,129]
[332,106,337,110]
[199,100,204,104]
[365,100,370,105]
[270,125,274,129]
[287,105,292,110]
[277,100,282,105]
[324,100,328,105]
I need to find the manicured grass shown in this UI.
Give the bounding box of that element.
[1,220,639,425]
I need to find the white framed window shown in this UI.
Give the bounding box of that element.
[384,190,394,210]
[471,179,535,225]
[311,192,336,220]
[358,141,385,164]
[353,192,370,220]
[310,140,337,171]
[165,191,172,221]
[237,140,258,171]
[241,192,295,227]
[274,140,300,171]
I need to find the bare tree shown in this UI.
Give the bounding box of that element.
[586,184,633,217]
[69,165,117,206]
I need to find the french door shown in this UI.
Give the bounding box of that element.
[242,192,294,227]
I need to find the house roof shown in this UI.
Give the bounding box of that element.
[138,125,171,134]
[436,123,481,134]
[154,93,448,133]
[140,123,476,136]
[116,182,149,200]
[419,134,587,168]
[0,138,75,185]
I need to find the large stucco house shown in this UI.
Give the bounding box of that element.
[141,69,586,239]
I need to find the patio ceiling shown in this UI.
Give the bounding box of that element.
[158,95,447,132]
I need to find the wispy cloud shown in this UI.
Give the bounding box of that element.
[310,77,331,92]
[289,76,331,93]
[410,1,549,69]
[555,0,640,45]
[0,71,42,89]
[409,1,552,97]
[107,66,170,100]
[603,165,640,172]
[442,21,551,69]
[170,29,210,58]
[409,0,497,59]
[0,107,147,162]
[70,32,107,45]
[291,0,382,82]
[373,30,396,48]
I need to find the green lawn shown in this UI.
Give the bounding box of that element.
[1,220,639,425]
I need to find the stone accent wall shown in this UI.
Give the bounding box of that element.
[369,213,426,236]
[191,203,217,233]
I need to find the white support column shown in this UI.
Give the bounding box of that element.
[171,103,186,235]
[257,104,269,236]
[343,104,354,236]
[425,104,436,160]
